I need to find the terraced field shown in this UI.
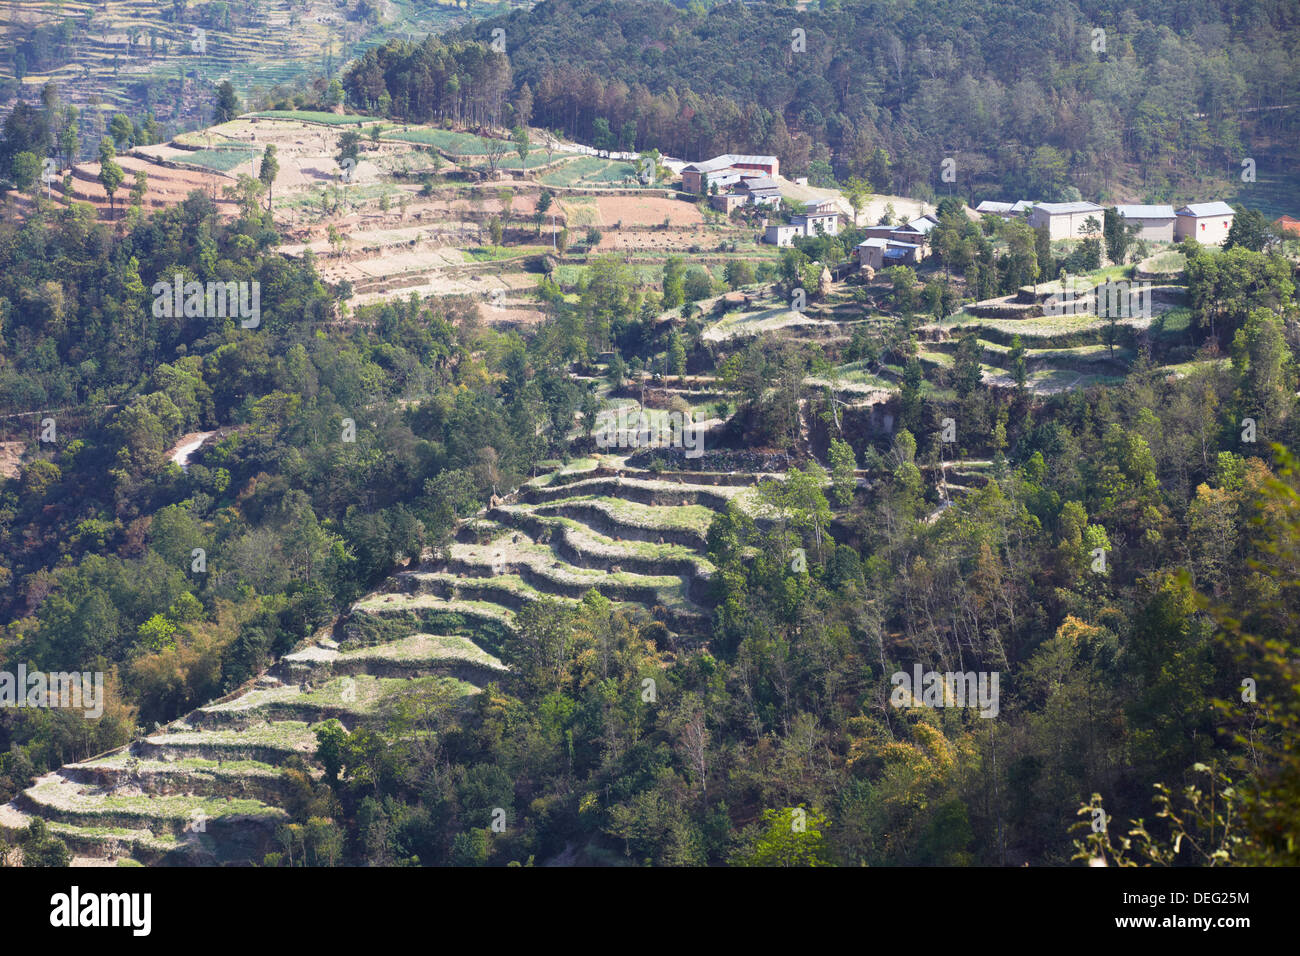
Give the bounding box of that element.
[0,0,484,120]
[0,443,808,864]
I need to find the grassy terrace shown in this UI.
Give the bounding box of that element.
[352,593,516,620]
[406,567,680,611]
[506,494,717,535]
[446,538,692,598]
[174,148,261,172]
[147,721,319,752]
[73,755,284,779]
[539,156,646,187]
[45,820,180,848]
[251,110,390,126]
[499,511,716,574]
[381,127,542,158]
[26,776,285,824]
[200,674,478,718]
[338,633,507,671]
[704,307,820,342]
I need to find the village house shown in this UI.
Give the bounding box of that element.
[764,223,802,247]
[737,175,783,208]
[1027,201,1106,239]
[857,215,937,255]
[975,200,1035,219]
[857,237,923,270]
[1275,215,1300,238]
[709,193,749,214]
[1174,202,1235,244]
[790,210,841,236]
[1114,204,1177,242]
[892,214,938,249]
[681,154,781,193]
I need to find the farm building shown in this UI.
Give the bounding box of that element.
[764,224,802,246]
[1175,202,1235,244]
[681,154,780,193]
[791,211,841,236]
[1114,204,1177,241]
[738,175,783,208]
[709,193,749,214]
[1027,201,1106,239]
[976,200,1034,219]
[857,238,923,270]
[892,214,938,249]
[861,223,897,241]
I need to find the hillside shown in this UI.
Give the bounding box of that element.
[0,3,1299,879]
[0,0,497,143]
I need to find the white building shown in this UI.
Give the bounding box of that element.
[1175,202,1235,245]
[1027,201,1106,239]
[1114,204,1177,242]
[791,211,840,236]
[975,200,1035,219]
[857,238,922,270]
[764,224,802,247]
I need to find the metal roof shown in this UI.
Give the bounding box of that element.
[896,216,937,234]
[1115,204,1176,219]
[1033,201,1104,214]
[1177,201,1235,217]
[685,153,778,174]
[857,238,919,248]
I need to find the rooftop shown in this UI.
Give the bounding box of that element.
[1115,204,1177,219]
[1034,201,1105,214]
[685,153,779,174]
[1178,201,1235,217]
[857,238,920,248]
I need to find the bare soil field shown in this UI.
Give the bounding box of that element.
[600,228,729,253]
[594,195,704,228]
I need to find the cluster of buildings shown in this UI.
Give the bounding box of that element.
[682,153,850,246]
[854,214,939,269]
[683,150,1255,275]
[974,199,1237,244]
[682,153,782,206]
[762,201,842,246]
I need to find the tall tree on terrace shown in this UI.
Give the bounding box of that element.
[258,144,279,213]
[97,138,124,220]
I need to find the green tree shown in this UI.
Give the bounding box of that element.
[828,438,857,506]
[724,259,755,290]
[732,806,833,866]
[667,330,687,378]
[97,138,124,220]
[214,80,240,123]
[511,124,530,167]
[842,175,872,227]
[662,255,686,309]
[258,144,279,212]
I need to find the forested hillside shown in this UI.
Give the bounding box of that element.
[404,0,1300,205]
[2,179,1297,865]
[0,1,1298,872]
